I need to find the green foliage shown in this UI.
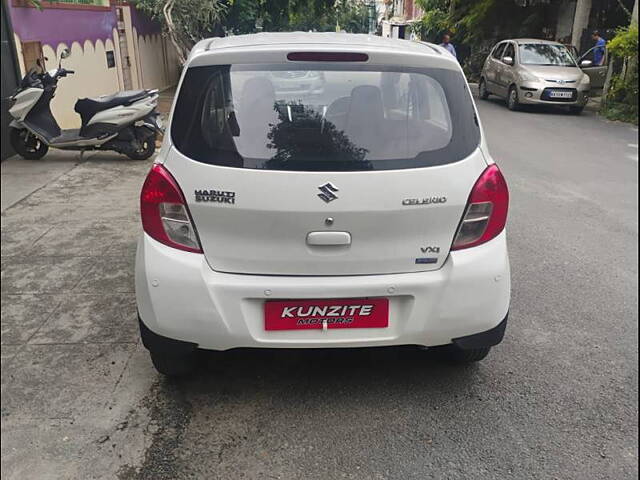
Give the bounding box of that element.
[411,0,549,77]
[607,22,639,58]
[134,0,227,49]
[225,0,371,34]
[134,0,372,61]
[410,7,450,41]
[601,91,638,124]
[602,23,639,124]
[334,0,373,34]
[288,0,339,32]
[224,0,263,35]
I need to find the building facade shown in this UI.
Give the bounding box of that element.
[380,0,422,39]
[7,0,179,129]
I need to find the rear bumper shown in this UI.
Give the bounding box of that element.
[138,312,510,354]
[135,232,511,351]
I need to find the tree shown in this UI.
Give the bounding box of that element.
[602,22,639,124]
[134,0,373,62]
[410,0,551,78]
[134,0,227,64]
[225,0,371,34]
[334,0,374,33]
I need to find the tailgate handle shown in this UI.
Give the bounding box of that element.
[306,231,351,246]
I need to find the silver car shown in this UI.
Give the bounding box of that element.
[479,39,592,114]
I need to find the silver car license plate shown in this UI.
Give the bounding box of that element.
[549,91,574,99]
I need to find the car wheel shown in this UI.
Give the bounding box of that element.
[9,128,49,160]
[442,345,492,364]
[569,106,584,115]
[150,350,197,377]
[507,85,520,111]
[479,79,490,100]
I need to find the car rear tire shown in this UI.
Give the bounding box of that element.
[150,350,197,377]
[9,128,49,160]
[441,345,492,363]
[479,79,490,100]
[569,106,584,115]
[507,85,520,111]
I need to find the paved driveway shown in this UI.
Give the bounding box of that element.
[1,98,638,479]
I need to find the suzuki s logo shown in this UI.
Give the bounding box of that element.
[318,182,339,203]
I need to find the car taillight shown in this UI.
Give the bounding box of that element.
[452,164,509,250]
[140,164,202,253]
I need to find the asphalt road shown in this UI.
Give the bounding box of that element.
[1,94,638,480]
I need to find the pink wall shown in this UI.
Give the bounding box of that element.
[9,2,161,49]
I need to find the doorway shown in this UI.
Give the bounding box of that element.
[21,41,45,73]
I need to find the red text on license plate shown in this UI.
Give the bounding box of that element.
[264,298,389,331]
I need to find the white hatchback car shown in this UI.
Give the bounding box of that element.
[136,33,511,376]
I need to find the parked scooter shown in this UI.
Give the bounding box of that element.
[8,48,163,160]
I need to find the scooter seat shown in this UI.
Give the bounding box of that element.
[74,90,149,125]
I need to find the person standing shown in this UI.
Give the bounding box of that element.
[440,33,457,59]
[592,30,607,66]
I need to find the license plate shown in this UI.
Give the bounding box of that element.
[264,298,389,331]
[549,91,574,98]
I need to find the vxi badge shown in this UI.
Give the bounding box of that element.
[194,189,236,204]
[402,196,447,206]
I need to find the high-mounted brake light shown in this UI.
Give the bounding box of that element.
[452,164,509,250]
[287,52,369,62]
[140,164,202,253]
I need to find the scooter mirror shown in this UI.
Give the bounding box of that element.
[60,48,71,60]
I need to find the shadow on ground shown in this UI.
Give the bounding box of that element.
[483,97,587,116]
[178,346,481,396]
[127,347,487,480]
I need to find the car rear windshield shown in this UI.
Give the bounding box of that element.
[519,44,577,67]
[171,63,480,171]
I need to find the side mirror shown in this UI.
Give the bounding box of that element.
[580,59,593,68]
[502,56,514,66]
[58,48,71,69]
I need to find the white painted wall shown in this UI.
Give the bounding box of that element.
[13,33,26,76]
[137,34,179,90]
[13,31,178,130]
[42,40,120,128]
